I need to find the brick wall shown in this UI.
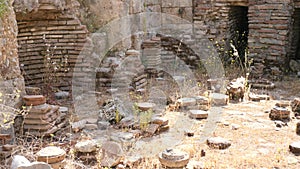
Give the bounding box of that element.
[14,1,88,91]
[248,0,293,78]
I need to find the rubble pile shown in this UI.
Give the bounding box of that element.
[226,77,245,101]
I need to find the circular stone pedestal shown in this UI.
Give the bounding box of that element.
[210,93,229,106]
[159,149,190,168]
[36,146,66,168]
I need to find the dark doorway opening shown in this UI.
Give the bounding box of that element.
[289,8,300,61]
[228,6,249,62]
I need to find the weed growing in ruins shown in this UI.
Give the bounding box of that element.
[42,34,70,100]
[132,102,153,131]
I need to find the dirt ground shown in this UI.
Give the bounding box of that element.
[125,76,300,168]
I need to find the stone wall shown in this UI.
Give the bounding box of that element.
[248,0,293,78]
[14,0,88,91]
[0,0,25,108]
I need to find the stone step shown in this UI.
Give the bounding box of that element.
[23,95,46,106]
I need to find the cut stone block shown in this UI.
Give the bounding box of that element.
[150,117,168,126]
[189,110,209,119]
[210,93,229,106]
[159,149,190,168]
[194,96,210,105]
[269,106,290,120]
[177,98,196,107]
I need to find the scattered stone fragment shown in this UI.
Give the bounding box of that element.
[98,121,110,130]
[75,140,97,153]
[210,93,229,106]
[17,162,52,169]
[110,132,135,143]
[58,107,68,114]
[194,96,210,105]
[85,118,98,124]
[275,101,290,108]
[231,124,240,130]
[72,120,87,132]
[54,91,69,99]
[287,156,298,165]
[177,98,197,107]
[116,164,126,169]
[150,116,168,126]
[158,125,170,133]
[36,146,66,164]
[189,110,209,119]
[207,137,231,149]
[184,130,194,137]
[84,124,98,130]
[25,86,41,95]
[119,116,135,129]
[124,155,143,168]
[23,95,46,106]
[249,93,270,101]
[144,124,160,137]
[100,141,123,167]
[269,107,291,120]
[11,155,30,169]
[159,149,190,168]
[186,160,205,169]
[194,96,211,110]
[136,102,155,111]
[222,121,230,126]
[289,141,300,154]
[296,121,300,135]
[274,120,287,128]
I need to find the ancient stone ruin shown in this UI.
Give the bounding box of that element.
[1,0,300,168]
